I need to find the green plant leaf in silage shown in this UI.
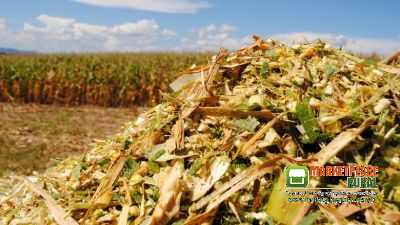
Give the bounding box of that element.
[75,190,89,196]
[51,193,65,200]
[146,146,166,161]
[147,161,160,174]
[284,89,298,100]
[124,157,139,178]
[123,139,132,150]
[151,186,160,201]
[324,65,335,75]
[383,173,400,199]
[296,98,321,143]
[98,158,110,167]
[112,192,122,202]
[233,117,260,133]
[189,158,204,175]
[349,100,365,120]
[260,62,269,77]
[298,211,320,225]
[131,192,142,204]
[265,49,278,59]
[126,157,139,170]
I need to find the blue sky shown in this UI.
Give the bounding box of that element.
[0,0,399,54]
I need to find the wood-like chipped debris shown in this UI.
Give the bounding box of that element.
[1,36,400,225]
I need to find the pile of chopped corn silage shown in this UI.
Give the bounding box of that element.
[1,36,400,225]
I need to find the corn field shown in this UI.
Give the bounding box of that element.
[0,53,210,107]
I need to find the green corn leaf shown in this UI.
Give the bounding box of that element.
[147,161,160,174]
[189,158,204,175]
[296,97,321,143]
[298,211,320,225]
[260,62,269,77]
[233,116,260,132]
[124,157,139,178]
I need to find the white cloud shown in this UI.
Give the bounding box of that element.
[180,23,252,51]
[2,15,399,54]
[272,32,400,55]
[72,23,107,39]
[0,14,176,52]
[20,15,77,46]
[220,24,236,33]
[37,14,75,30]
[0,18,7,43]
[72,0,213,13]
[110,20,159,35]
[179,28,400,54]
[162,29,177,38]
[0,18,6,30]
[198,24,217,38]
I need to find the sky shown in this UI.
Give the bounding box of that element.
[0,0,399,54]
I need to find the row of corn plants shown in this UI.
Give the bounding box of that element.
[0,52,210,107]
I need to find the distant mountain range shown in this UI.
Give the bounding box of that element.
[0,47,36,54]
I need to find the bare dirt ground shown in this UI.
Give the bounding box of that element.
[0,103,144,174]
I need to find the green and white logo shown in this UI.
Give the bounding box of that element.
[286,166,309,188]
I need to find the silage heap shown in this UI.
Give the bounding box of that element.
[1,36,400,225]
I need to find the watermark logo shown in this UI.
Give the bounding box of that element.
[286,166,309,188]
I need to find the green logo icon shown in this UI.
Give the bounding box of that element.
[286,166,309,188]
